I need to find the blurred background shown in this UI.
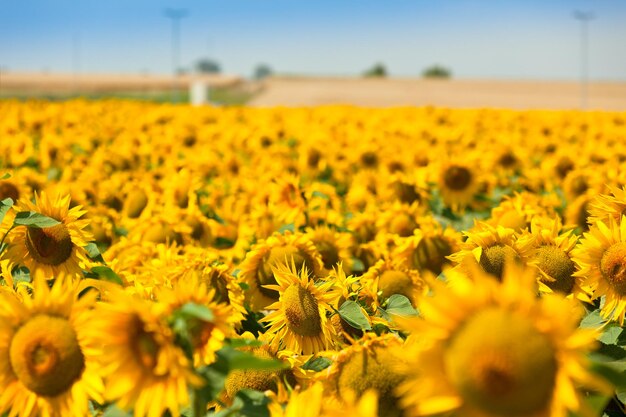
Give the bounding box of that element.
[1,0,625,109]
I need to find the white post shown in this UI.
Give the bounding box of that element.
[190,81,208,106]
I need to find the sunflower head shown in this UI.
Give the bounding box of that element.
[239,232,323,311]
[262,261,340,354]
[396,263,607,417]
[0,277,102,417]
[329,335,404,417]
[9,314,85,397]
[4,192,92,280]
[445,308,557,415]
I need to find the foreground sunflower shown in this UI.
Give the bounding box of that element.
[396,264,608,417]
[155,271,234,366]
[262,262,341,354]
[87,288,201,417]
[269,381,378,417]
[572,215,626,324]
[324,334,405,417]
[3,192,92,281]
[0,278,103,417]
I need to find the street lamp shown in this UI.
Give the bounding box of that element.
[573,10,594,110]
[164,8,188,102]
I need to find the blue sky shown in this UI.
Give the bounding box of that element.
[1,0,625,80]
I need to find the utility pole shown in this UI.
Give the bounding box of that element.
[573,10,594,110]
[164,8,188,103]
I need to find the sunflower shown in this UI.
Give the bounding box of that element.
[269,381,378,417]
[155,270,234,366]
[517,217,588,298]
[324,334,405,417]
[305,225,354,273]
[395,263,609,417]
[3,192,93,281]
[239,231,324,311]
[87,287,201,417]
[223,335,296,404]
[376,202,423,238]
[572,215,626,324]
[394,218,462,276]
[262,262,341,355]
[448,222,522,281]
[587,185,626,225]
[437,160,483,212]
[361,258,425,307]
[0,277,103,417]
[0,172,30,205]
[269,175,307,227]
[565,192,594,232]
[486,192,559,233]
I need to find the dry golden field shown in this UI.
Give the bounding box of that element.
[250,76,626,110]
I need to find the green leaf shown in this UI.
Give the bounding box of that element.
[338,300,372,331]
[234,389,271,417]
[350,257,365,273]
[385,294,419,318]
[301,356,332,372]
[90,266,123,285]
[214,237,235,249]
[217,346,287,371]
[311,190,329,200]
[85,242,106,263]
[278,223,295,233]
[0,197,13,225]
[101,405,132,417]
[11,266,31,284]
[599,326,624,346]
[13,211,60,228]
[179,302,215,322]
[0,173,10,180]
[581,310,606,329]
[590,353,626,389]
[227,338,264,349]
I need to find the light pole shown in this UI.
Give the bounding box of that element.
[573,10,594,110]
[164,8,188,102]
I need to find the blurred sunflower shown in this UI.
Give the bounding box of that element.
[88,288,201,417]
[396,264,609,417]
[0,278,103,417]
[587,185,626,225]
[572,215,626,324]
[437,160,483,212]
[262,262,340,354]
[269,381,378,417]
[324,334,405,417]
[448,222,522,281]
[156,271,234,366]
[3,192,92,280]
[305,225,353,273]
[394,218,461,276]
[239,231,323,310]
[361,259,425,307]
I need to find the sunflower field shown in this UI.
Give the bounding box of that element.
[0,100,626,417]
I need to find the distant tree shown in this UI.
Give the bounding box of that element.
[422,64,452,79]
[363,62,387,78]
[254,64,273,80]
[195,59,221,74]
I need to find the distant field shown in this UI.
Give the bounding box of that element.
[249,77,626,110]
[2,72,626,110]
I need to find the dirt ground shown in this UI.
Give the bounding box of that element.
[2,72,625,110]
[249,77,626,110]
[0,72,242,95]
